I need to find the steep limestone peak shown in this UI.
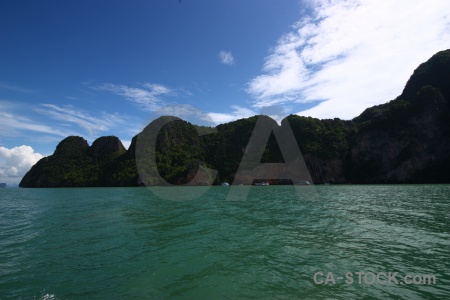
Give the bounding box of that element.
[54,136,89,156]
[402,49,450,100]
[90,136,126,157]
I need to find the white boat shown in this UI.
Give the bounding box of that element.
[298,181,311,185]
[221,182,229,186]
[254,182,269,186]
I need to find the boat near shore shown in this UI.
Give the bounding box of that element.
[298,181,311,185]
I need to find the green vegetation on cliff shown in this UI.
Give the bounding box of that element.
[20,49,450,187]
[20,136,127,187]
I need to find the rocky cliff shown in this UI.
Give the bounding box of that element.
[20,49,450,187]
[350,49,450,183]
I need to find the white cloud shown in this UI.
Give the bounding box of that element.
[138,102,258,126]
[0,110,75,137]
[95,83,175,112]
[248,0,450,119]
[96,83,222,125]
[207,105,257,124]
[36,104,129,135]
[218,50,235,65]
[154,104,214,124]
[0,145,43,184]
[0,101,141,161]
[142,83,172,95]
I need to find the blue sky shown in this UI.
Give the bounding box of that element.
[1,0,450,185]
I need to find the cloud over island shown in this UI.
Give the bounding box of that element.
[0,145,43,185]
[247,0,450,119]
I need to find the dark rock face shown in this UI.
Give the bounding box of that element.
[348,49,450,183]
[303,155,347,184]
[402,49,450,101]
[20,49,450,187]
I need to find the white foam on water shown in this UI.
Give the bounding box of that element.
[40,293,56,300]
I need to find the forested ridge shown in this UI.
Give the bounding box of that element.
[20,49,450,187]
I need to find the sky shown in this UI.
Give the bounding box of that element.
[1,0,450,185]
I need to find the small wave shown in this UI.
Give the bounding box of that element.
[40,293,57,300]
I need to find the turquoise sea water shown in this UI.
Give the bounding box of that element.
[0,185,449,299]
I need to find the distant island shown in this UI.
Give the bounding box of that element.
[20,49,450,187]
[0,183,7,188]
